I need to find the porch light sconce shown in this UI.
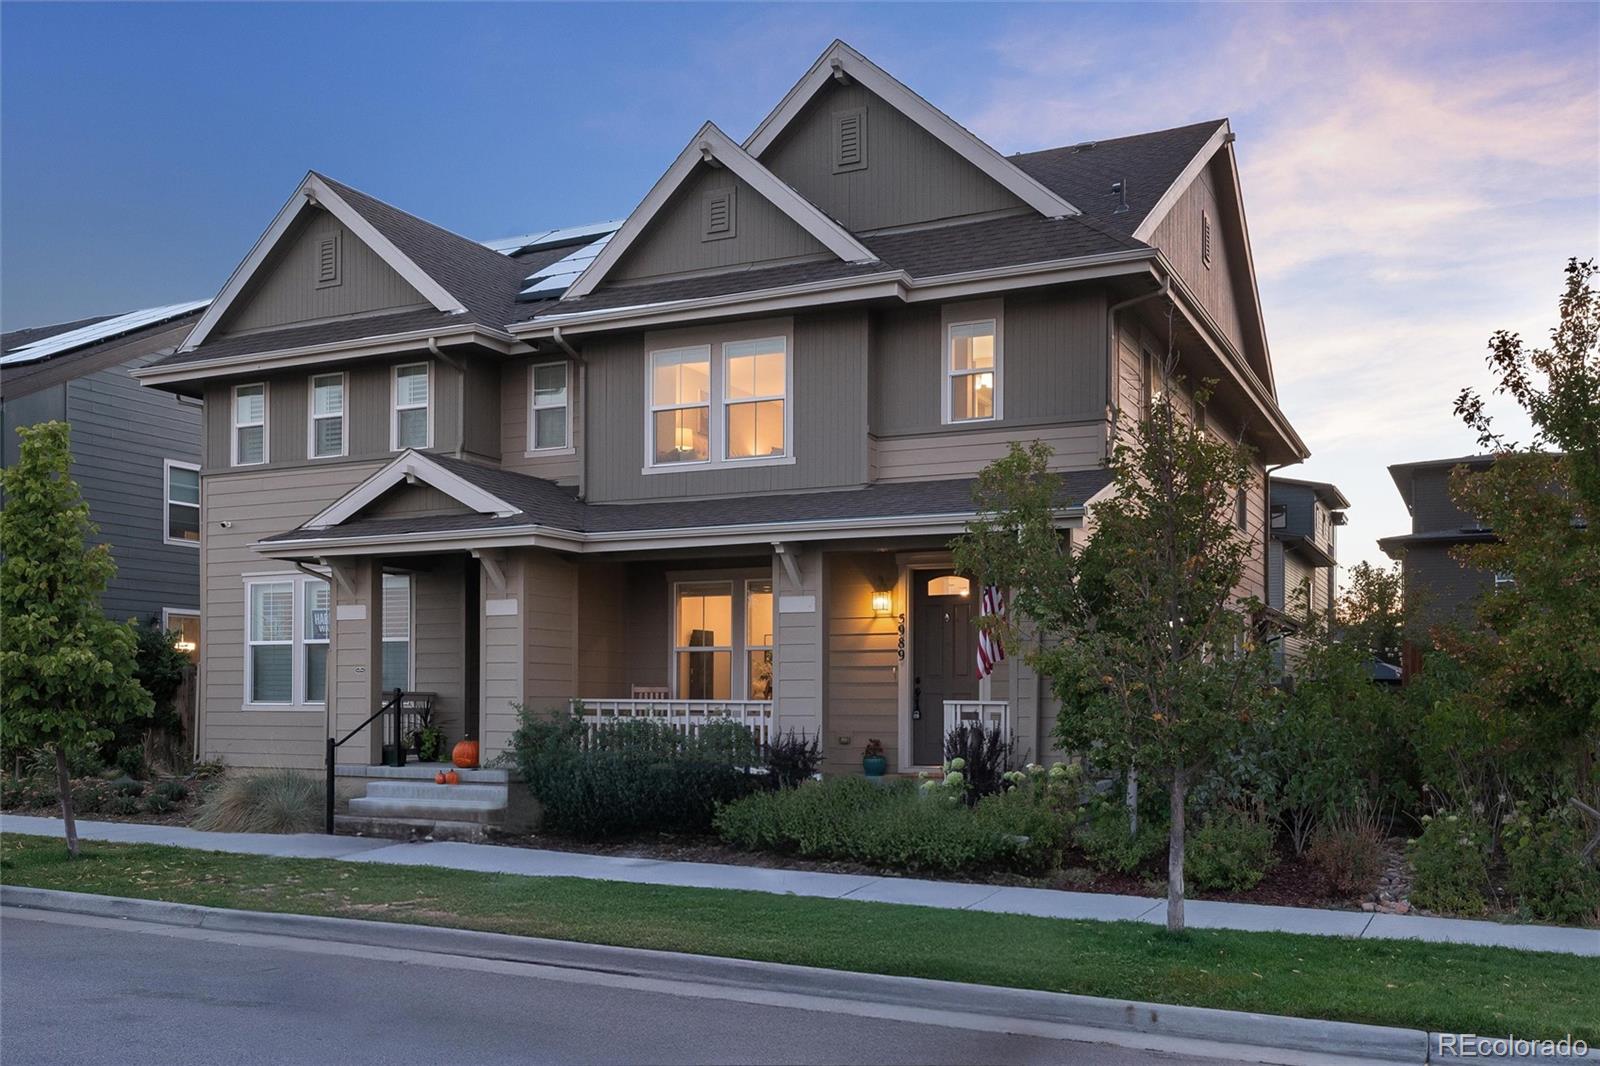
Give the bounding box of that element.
[871,590,892,615]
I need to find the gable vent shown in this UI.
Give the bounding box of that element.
[702,187,736,242]
[832,107,867,173]
[1201,210,1213,269]
[316,231,343,288]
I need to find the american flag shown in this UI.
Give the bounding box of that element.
[977,585,1006,679]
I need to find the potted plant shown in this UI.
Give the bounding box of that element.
[862,738,888,777]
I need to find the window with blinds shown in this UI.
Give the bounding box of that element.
[381,573,412,694]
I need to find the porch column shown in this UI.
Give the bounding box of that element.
[330,557,385,766]
[772,544,823,746]
[476,549,525,761]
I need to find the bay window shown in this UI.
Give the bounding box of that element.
[392,363,431,450]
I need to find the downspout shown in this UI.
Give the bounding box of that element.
[426,336,464,458]
[1106,277,1171,429]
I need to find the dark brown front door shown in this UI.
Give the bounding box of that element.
[911,573,980,765]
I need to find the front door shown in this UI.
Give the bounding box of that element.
[911,572,980,765]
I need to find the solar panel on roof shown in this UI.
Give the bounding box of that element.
[0,299,211,367]
[481,219,623,257]
[517,234,614,300]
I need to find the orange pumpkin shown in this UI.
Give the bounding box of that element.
[452,738,480,769]
[444,769,460,785]
[434,771,447,785]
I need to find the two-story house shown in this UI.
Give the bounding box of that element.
[1266,476,1347,671]
[136,41,1307,788]
[3,300,210,658]
[1378,455,1499,636]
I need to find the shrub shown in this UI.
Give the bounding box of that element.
[70,779,109,815]
[1408,812,1491,916]
[1075,798,1166,875]
[107,795,141,816]
[114,745,146,781]
[1502,808,1600,925]
[508,708,763,839]
[942,724,1013,804]
[153,778,189,804]
[1307,815,1386,898]
[192,769,321,834]
[143,792,173,814]
[109,776,145,798]
[764,730,822,789]
[1186,809,1278,892]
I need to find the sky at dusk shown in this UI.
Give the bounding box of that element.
[3,2,1597,577]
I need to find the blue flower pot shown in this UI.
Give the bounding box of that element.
[862,754,888,777]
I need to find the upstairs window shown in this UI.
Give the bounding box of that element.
[650,346,711,465]
[310,373,346,458]
[164,460,200,546]
[232,383,267,466]
[945,319,999,423]
[392,363,431,450]
[529,361,571,452]
[723,337,786,460]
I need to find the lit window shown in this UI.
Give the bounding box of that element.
[946,320,998,423]
[723,337,786,460]
[165,461,200,545]
[650,346,711,465]
[233,383,266,465]
[926,575,971,598]
[164,610,200,663]
[745,580,774,699]
[310,373,345,458]
[529,362,570,451]
[674,582,732,699]
[304,578,331,704]
[381,573,412,694]
[247,581,294,704]
[392,364,430,450]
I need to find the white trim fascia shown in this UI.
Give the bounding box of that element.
[564,123,878,301]
[182,172,466,353]
[1218,140,1275,395]
[1130,121,1231,243]
[135,325,528,388]
[743,40,1080,220]
[162,458,202,547]
[254,506,1087,559]
[305,450,521,530]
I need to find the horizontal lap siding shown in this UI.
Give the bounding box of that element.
[576,562,629,700]
[511,551,578,756]
[825,553,900,770]
[872,421,1105,481]
[200,462,383,768]
[413,558,466,747]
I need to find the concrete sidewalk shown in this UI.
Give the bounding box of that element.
[6,814,1598,957]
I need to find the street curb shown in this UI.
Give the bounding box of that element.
[3,885,1430,1065]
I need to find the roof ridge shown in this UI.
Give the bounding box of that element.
[314,172,520,275]
[1015,118,1228,158]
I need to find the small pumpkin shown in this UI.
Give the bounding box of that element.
[452,738,480,769]
[434,771,447,785]
[444,769,460,785]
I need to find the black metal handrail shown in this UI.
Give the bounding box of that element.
[325,688,404,834]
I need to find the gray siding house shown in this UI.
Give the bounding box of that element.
[1379,455,1498,637]
[2,303,209,652]
[1266,476,1347,671]
[136,41,1309,787]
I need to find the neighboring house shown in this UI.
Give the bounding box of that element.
[136,40,1308,783]
[1377,455,1498,638]
[1266,476,1347,672]
[2,301,210,656]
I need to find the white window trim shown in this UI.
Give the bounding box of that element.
[670,579,736,700]
[526,360,574,456]
[942,317,1002,425]
[644,336,796,474]
[307,371,348,460]
[720,336,792,465]
[231,382,268,467]
[391,362,433,452]
[744,577,775,701]
[163,459,201,548]
[244,576,296,708]
[381,572,414,694]
[303,576,331,706]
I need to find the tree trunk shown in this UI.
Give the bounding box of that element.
[1125,766,1139,838]
[54,747,79,860]
[1166,764,1187,933]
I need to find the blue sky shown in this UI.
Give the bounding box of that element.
[3,2,1597,574]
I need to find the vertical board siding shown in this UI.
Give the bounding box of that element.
[461,358,502,461]
[1148,163,1247,357]
[824,553,901,770]
[610,165,829,282]
[356,483,470,518]
[200,462,383,768]
[499,359,583,485]
[869,291,1108,437]
[759,81,1024,232]
[64,355,202,623]
[413,557,467,745]
[215,209,428,335]
[581,309,869,503]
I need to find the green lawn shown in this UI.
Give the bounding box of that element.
[3,832,1596,1040]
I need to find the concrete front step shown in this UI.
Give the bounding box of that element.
[333,814,491,843]
[363,781,507,803]
[346,796,505,824]
[335,763,511,784]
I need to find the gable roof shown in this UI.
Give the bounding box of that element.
[744,40,1080,221]
[1,300,209,367]
[563,123,879,301]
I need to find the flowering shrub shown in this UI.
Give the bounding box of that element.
[1502,807,1600,925]
[1408,812,1491,915]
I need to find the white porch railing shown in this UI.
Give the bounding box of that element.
[943,699,1009,739]
[575,698,775,747]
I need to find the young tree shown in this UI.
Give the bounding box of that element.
[1338,560,1406,667]
[1,422,153,857]
[1447,258,1600,798]
[955,379,1272,932]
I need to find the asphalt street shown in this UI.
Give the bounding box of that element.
[0,909,1247,1066]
